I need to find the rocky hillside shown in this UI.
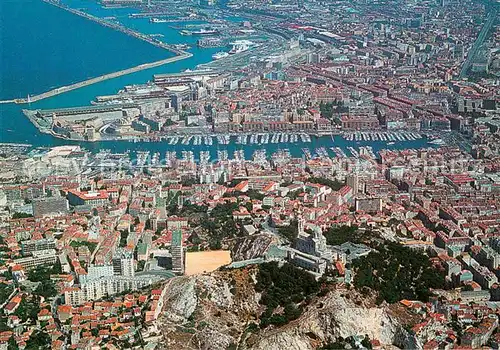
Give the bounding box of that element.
[157,266,422,350]
[229,234,274,261]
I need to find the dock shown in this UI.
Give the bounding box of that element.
[0,143,32,148]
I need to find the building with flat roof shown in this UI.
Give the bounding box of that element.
[64,275,164,306]
[355,197,382,214]
[21,238,56,257]
[32,197,69,217]
[14,249,57,270]
[67,190,109,207]
[341,116,379,130]
[171,230,184,275]
[112,249,135,278]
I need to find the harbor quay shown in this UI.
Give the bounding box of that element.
[20,65,444,150]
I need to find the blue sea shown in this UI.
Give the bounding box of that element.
[0,0,431,157]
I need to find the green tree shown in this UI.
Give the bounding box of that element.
[0,284,14,304]
[34,280,57,299]
[256,262,320,328]
[278,220,299,244]
[12,213,33,219]
[25,330,51,349]
[323,225,360,246]
[352,242,445,304]
[308,177,344,191]
[119,230,129,247]
[0,317,10,332]
[27,266,53,282]
[7,335,18,350]
[51,259,62,274]
[14,297,40,323]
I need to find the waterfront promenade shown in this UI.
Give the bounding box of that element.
[0,0,193,105]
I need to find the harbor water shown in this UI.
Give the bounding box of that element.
[0,0,432,157]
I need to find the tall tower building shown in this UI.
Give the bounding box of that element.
[171,230,184,275]
[112,249,135,277]
[297,207,305,236]
[346,175,359,195]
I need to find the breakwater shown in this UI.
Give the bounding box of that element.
[8,54,191,105]
[43,0,186,55]
[0,0,193,105]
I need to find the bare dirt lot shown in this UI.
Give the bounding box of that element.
[185,250,232,275]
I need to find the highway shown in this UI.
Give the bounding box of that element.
[459,9,497,79]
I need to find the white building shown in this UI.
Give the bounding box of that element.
[64,275,163,306]
[14,249,57,270]
[81,264,114,284]
[112,249,135,277]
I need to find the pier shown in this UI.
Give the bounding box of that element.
[0,0,193,105]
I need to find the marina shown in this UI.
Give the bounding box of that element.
[343,131,423,142]
[89,139,432,168]
[233,133,304,145]
[0,0,437,160]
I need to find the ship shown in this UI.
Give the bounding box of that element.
[229,43,248,55]
[212,51,229,60]
[428,138,446,145]
[150,18,168,23]
[173,44,191,50]
[181,28,219,36]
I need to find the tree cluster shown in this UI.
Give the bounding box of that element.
[27,264,61,282]
[352,242,445,304]
[201,202,242,249]
[14,296,40,323]
[119,230,129,248]
[25,330,51,349]
[255,262,320,328]
[0,284,14,305]
[322,225,361,246]
[320,335,372,349]
[12,212,33,219]
[26,265,60,299]
[308,177,344,191]
[277,219,299,244]
[70,240,97,253]
[319,101,348,121]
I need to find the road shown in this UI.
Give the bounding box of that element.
[262,216,287,245]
